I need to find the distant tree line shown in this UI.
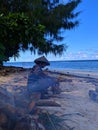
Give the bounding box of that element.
[0,0,81,65]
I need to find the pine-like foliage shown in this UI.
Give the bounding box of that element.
[0,0,81,64]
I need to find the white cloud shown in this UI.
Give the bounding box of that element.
[60,50,98,60]
[9,49,98,62]
[95,55,98,58]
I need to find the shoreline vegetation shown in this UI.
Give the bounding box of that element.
[0,66,98,130]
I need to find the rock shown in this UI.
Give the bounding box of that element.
[3,104,16,115]
[51,85,61,94]
[14,120,30,130]
[36,100,61,107]
[0,112,8,124]
[0,66,25,76]
[89,90,98,102]
[14,115,40,130]
[0,108,17,130]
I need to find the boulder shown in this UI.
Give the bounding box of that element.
[89,90,98,102]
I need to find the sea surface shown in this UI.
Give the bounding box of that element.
[3,60,98,72]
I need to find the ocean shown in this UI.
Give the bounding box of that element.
[3,60,98,72]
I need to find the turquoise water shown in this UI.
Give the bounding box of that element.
[4,60,98,72]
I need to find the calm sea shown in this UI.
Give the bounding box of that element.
[3,60,98,72]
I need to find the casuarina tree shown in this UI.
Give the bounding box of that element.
[0,0,81,65]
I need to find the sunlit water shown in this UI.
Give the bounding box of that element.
[4,60,98,72]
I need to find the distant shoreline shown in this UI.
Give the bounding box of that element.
[4,59,98,63]
[3,60,98,72]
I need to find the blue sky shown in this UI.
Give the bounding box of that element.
[10,0,98,62]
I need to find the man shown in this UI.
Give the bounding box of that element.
[27,56,61,98]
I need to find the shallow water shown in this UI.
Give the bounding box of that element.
[4,60,98,72]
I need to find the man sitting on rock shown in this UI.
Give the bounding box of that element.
[27,56,61,98]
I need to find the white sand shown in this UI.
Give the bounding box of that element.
[39,70,98,130]
[53,69,98,78]
[0,69,98,130]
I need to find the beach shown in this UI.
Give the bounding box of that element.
[0,67,98,130]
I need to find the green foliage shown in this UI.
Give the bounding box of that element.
[38,112,65,130]
[38,112,77,130]
[0,0,81,64]
[0,12,45,61]
[0,44,6,65]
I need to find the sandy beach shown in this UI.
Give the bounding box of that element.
[0,68,98,130]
